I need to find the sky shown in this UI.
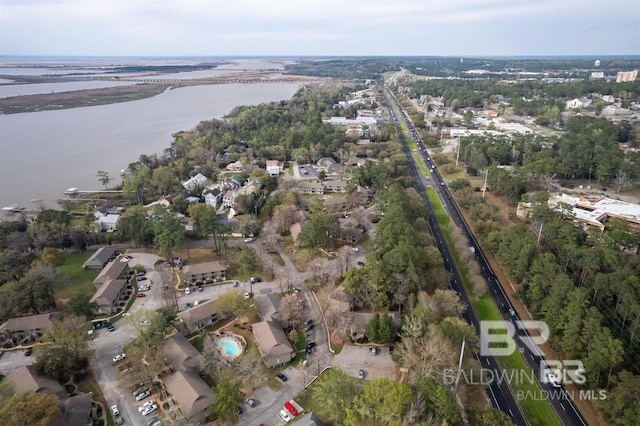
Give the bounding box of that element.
[0,0,638,57]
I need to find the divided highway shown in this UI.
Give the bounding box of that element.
[384,87,587,426]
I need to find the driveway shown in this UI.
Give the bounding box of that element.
[0,348,36,376]
[89,252,164,426]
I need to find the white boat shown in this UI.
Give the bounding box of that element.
[30,198,43,203]
[2,204,25,212]
[64,187,79,195]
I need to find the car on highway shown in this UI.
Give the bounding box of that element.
[546,372,561,388]
[113,353,126,363]
[276,373,288,382]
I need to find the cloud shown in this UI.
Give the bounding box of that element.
[0,0,638,56]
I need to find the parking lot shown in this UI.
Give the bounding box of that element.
[0,348,36,376]
[333,345,397,381]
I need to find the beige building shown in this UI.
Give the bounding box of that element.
[616,70,638,83]
[252,320,295,367]
[92,260,130,286]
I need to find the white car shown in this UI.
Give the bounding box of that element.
[112,353,126,363]
[110,404,120,416]
[352,247,359,253]
[185,287,191,295]
[142,404,158,417]
[244,292,251,299]
[546,372,561,388]
[135,389,151,401]
[279,409,292,423]
[138,400,154,412]
[244,237,254,243]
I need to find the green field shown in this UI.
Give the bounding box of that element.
[55,252,100,303]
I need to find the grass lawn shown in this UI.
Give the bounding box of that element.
[54,252,100,304]
[427,188,561,426]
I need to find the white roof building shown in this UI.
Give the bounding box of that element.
[182,173,208,191]
[549,193,640,230]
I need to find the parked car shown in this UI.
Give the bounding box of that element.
[370,346,378,356]
[357,261,365,267]
[304,323,314,331]
[284,401,299,416]
[235,406,243,414]
[279,409,292,423]
[110,404,120,416]
[141,404,157,417]
[113,353,126,363]
[304,318,313,326]
[198,286,203,292]
[24,347,32,356]
[107,325,115,332]
[352,247,359,252]
[246,398,256,408]
[185,287,191,295]
[137,276,147,281]
[232,281,239,287]
[276,373,288,382]
[358,369,365,379]
[244,292,251,299]
[138,400,154,412]
[244,237,254,243]
[135,390,151,401]
[137,293,146,298]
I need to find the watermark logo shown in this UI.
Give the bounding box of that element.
[478,320,587,386]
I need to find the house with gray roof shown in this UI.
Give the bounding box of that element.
[299,182,325,195]
[82,246,118,269]
[163,369,213,421]
[6,366,66,398]
[159,333,205,372]
[59,393,95,426]
[0,312,63,346]
[176,298,224,335]
[183,261,227,286]
[252,320,295,367]
[89,279,128,314]
[92,261,130,286]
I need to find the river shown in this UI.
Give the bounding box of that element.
[0,81,299,216]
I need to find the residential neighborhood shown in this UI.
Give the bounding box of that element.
[1,57,639,426]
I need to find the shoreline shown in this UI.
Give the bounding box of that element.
[0,73,320,115]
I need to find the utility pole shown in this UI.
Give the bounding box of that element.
[454,338,466,394]
[482,169,488,198]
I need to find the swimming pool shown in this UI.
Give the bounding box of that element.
[218,337,242,357]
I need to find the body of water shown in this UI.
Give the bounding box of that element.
[0,82,299,215]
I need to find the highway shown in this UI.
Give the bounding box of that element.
[384,87,587,426]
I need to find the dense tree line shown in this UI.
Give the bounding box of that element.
[459,116,639,184]
[484,202,640,425]
[400,76,640,112]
